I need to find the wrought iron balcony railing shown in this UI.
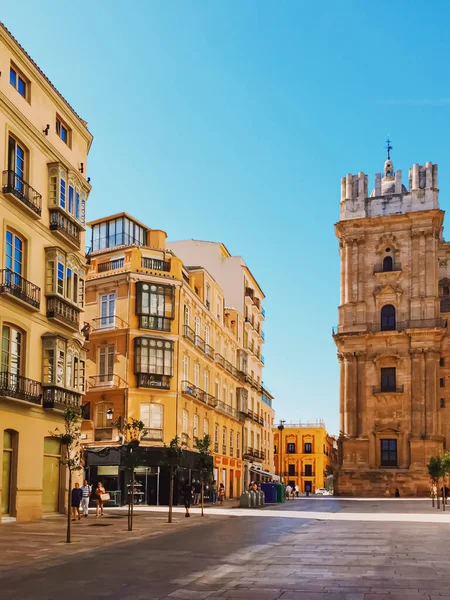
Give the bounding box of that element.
[88,374,127,390]
[141,257,170,271]
[0,269,40,309]
[42,385,82,410]
[181,380,217,407]
[142,428,164,441]
[137,373,171,389]
[215,400,239,420]
[0,371,42,405]
[46,296,80,330]
[90,315,129,332]
[2,169,42,216]
[98,258,124,273]
[49,209,81,247]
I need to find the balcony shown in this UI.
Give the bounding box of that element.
[205,343,215,360]
[98,258,125,273]
[373,385,404,394]
[215,353,225,368]
[137,373,171,390]
[0,269,40,310]
[90,315,129,333]
[49,209,81,249]
[374,263,402,273]
[46,296,80,330]
[87,374,127,391]
[181,380,217,407]
[300,471,315,477]
[333,319,448,336]
[42,385,82,411]
[0,372,41,405]
[262,307,265,318]
[243,447,264,461]
[216,400,239,420]
[141,257,170,271]
[245,287,254,301]
[2,170,42,217]
[284,471,299,477]
[142,428,164,441]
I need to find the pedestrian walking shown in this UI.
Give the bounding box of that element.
[80,479,91,517]
[194,480,201,505]
[285,484,292,500]
[305,484,310,497]
[218,482,225,505]
[210,480,217,504]
[295,484,299,498]
[95,481,106,517]
[183,481,193,518]
[395,487,400,498]
[71,482,83,521]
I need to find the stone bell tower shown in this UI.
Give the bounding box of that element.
[333,148,449,496]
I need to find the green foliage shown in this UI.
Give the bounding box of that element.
[428,455,445,482]
[115,418,148,443]
[195,434,212,483]
[165,436,183,471]
[51,408,82,472]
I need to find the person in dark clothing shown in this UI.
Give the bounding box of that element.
[71,482,83,521]
[395,488,400,498]
[183,482,193,518]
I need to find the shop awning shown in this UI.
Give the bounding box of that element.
[249,466,280,481]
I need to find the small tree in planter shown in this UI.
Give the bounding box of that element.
[165,436,183,524]
[115,418,147,531]
[51,407,82,544]
[195,434,212,517]
[427,455,444,509]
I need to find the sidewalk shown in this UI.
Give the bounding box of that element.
[0,507,226,573]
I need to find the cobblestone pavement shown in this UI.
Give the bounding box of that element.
[2,499,450,599]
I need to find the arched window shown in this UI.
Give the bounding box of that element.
[381,304,396,331]
[383,256,393,272]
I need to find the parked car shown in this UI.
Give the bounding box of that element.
[315,488,331,496]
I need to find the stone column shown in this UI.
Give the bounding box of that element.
[338,354,345,434]
[410,349,425,437]
[352,239,358,303]
[411,232,420,300]
[344,353,357,437]
[356,352,367,437]
[339,242,345,307]
[425,349,439,436]
[344,242,352,305]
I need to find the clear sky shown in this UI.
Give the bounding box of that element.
[4,1,450,434]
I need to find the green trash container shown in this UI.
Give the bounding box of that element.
[274,482,285,502]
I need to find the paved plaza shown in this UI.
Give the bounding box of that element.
[1,498,450,599]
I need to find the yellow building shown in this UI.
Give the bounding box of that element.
[273,422,335,493]
[0,23,92,521]
[81,213,275,503]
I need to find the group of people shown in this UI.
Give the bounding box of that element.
[71,480,106,520]
[284,484,300,499]
[183,480,225,517]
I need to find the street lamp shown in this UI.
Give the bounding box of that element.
[106,408,114,421]
[278,420,285,485]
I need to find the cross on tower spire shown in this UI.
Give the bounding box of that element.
[385,137,393,160]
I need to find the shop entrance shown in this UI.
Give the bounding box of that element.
[229,469,234,498]
[132,466,160,505]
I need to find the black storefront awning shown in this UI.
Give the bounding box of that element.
[84,445,212,470]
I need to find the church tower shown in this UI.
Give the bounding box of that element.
[333,148,449,496]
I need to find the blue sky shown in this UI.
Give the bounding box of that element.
[4,1,450,433]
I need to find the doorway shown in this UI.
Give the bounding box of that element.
[229,469,234,498]
[2,430,17,516]
[42,437,61,513]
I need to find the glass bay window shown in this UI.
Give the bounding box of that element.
[48,162,87,226]
[135,337,173,389]
[136,282,174,331]
[42,335,86,394]
[45,248,85,309]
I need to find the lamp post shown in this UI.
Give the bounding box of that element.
[278,420,285,485]
[106,408,114,422]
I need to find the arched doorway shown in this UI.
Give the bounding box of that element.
[42,437,62,513]
[2,430,18,516]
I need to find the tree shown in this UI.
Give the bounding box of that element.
[166,436,183,524]
[427,455,444,509]
[51,407,82,543]
[195,434,212,517]
[115,418,147,531]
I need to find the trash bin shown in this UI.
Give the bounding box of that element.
[239,491,250,508]
[255,490,261,507]
[258,490,265,506]
[249,491,256,507]
[274,482,285,503]
[261,483,276,503]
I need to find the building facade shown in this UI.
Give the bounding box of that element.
[0,23,92,521]
[168,240,275,487]
[334,155,450,496]
[81,215,274,505]
[273,422,334,492]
